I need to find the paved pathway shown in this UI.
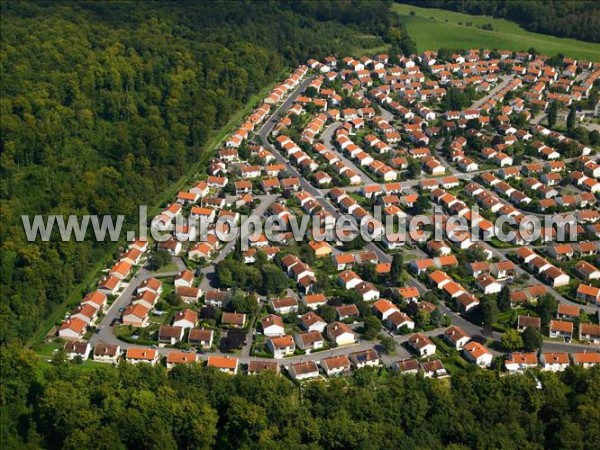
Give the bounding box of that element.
[89,72,600,369]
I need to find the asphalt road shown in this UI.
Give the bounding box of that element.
[89,71,599,369]
[320,122,375,185]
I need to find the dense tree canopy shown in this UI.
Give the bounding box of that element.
[2,346,600,449]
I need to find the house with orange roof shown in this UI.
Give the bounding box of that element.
[173,309,198,329]
[326,322,356,346]
[372,299,399,321]
[126,348,158,365]
[302,293,327,310]
[70,304,98,325]
[505,352,538,373]
[81,291,107,311]
[120,248,143,265]
[261,314,285,337]
[556,304,580,321]
[571,352,600,368]
[576,283,600,304]
[110,261,132,280]
[409,258,435,275]
[320,355,352,376]
[267,335,296,359]
[574,261,600,281]
[549,320,573,339]
[396,286,420,303]
[207,356,239,374]
[98,275,121,296]
[308,240,332,257]
[58,317,87,341]
[122,304,150,327]
[462,341,493,367]
[540,352,570,372]
[166,351,198,369]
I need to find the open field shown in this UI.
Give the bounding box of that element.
[394,3,600,61]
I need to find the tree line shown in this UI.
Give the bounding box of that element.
[400,0,600,43]
[2,345,599,449]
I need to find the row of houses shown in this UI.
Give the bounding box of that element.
[59,239,150,340]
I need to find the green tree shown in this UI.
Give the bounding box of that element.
[480,297,499,326]
[547,101,559,128]
[536,294,558,326]
[497,286,511,312]
[391,253,404,281]
[415,310,430,329]
[151,250,171,270]
[522,326,543,352]
[566,106,576,132]
[316,304,336,323]
[379,334,397,354]
[362,316,382,340]
[260,264,288,295]
[501,329,523,351]
[228,291,256,314]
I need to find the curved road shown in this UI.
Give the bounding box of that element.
[90,72,599,370]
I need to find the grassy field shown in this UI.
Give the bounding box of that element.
[394,3,600,61]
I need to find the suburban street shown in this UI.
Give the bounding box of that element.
[89,65,599,371]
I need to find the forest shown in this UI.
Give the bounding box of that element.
[399,0,600,43]
[0,0,413,343]
[2,345,600,449]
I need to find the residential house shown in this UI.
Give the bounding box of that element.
[540,352,570,372]
[320,355,352,376]
[408,333,436,356]
[549,320,573,339]
[207,356,239,374]
[505,352,538,373]
[326,322,356,346]
[188,328,214,349]
[64,341,91,360]
[221,312,247,328]
[462,341,493,367]
[261,314,285,337]
[443,326,470,350]
[173,309,198,329]
[288,361,320,381]
[158,325,184,345]
[166,352,198,369]
[579,323,600,343]
[349,349,380,369]
[126,348,158,365]
[300,312,327,333]
[267,335,296,359]
[93,342,121,364]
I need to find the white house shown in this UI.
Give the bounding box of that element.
[267,335,296,359]
[462,342,493,367]
[408,333,436,356]
[288,361,320,381]
[93,342,121,364]
[326,322,356,346]
[320,355,352,376]
[540,352,570,372]
[64,341,91,360]
[261,314,285,337]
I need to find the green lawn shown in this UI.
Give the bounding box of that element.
[394,4,600,61]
